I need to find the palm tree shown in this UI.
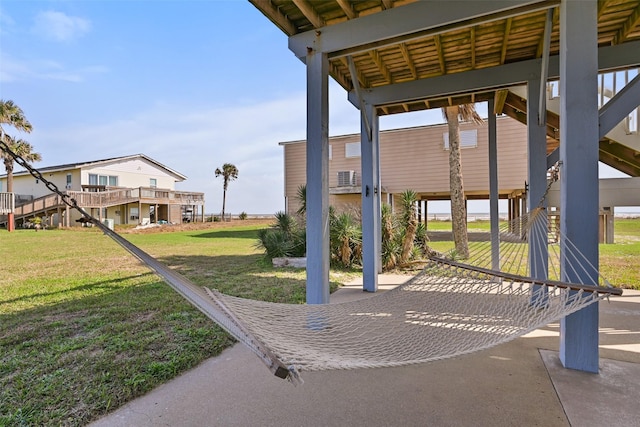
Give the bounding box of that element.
[1,135,42,193]
[0,100,33,137]
[295,184,307,217]
[1,100,34,232]
[214,163,238,221]
[442,104,483,259]
[399,189,418,264]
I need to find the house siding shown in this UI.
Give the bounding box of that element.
[6,170,71,199]
[83,158,178,190]
[282,116,528,214]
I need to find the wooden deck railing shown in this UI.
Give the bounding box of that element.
[67,189,138,208]
[13,193,64,217]
[0,192,15,214]
[13,188,204,218]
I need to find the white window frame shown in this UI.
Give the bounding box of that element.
[443,129,478,150]
[150,178,157,188]
[345,142,361,158]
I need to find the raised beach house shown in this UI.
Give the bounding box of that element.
[0,154,204,228]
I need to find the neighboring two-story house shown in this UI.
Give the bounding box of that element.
[281,116,530,222]
[0,154,204,228]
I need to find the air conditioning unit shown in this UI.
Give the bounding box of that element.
[337,170,356,187]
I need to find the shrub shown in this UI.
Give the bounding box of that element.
[255,212,306,261]
[239,212,248,220]
[330,211,362,268]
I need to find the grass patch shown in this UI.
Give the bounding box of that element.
[0,225,352,426]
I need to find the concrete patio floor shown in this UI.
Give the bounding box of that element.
[90,276,640,427]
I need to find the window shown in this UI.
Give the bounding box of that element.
[89,174,118,187]
[66,174,72,189]
[130,207,139,221]
[150,178,157,188]
[443,129,478,150]
[345,142,361,158]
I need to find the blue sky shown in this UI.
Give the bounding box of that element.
[0,1,632,215]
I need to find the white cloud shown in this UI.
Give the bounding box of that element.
[32,10,91,42]
[0,53,107,83]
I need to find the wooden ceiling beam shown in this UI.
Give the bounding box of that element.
[434,34,447,74]
[470,27,476,68]
[500,17,513,64]
[614,6,640,44]
[368,50,393,84]
[597,0,608,19]
[335,0,358,20]
[292,0,325,29]
[249,0,297,35]
[399,43,417,79]
[339,57,370,89]
[494,90,509,114]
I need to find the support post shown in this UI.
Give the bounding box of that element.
[559,0,600,373]
[527,79,549,280]
[361,103,381,292]
[305,44,330,304]
[7,212,14,232]
[527,78,549,306]
[488,98,500,271]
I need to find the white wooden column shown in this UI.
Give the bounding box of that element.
[361,103,381,292]
[559,0,600,373]
[305,45,330,304]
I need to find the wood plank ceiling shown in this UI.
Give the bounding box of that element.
[250,0,640,116]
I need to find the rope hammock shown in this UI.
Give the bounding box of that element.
[1,142,622,385]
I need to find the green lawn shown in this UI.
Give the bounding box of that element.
[600,218,640,288]
[0,224,351,427]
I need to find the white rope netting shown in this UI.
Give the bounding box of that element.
[205,258,609,382]
[200,207,619,383]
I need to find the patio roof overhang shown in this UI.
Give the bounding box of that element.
[250,0,640,114]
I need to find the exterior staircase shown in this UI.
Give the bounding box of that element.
[501,73,640,176]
